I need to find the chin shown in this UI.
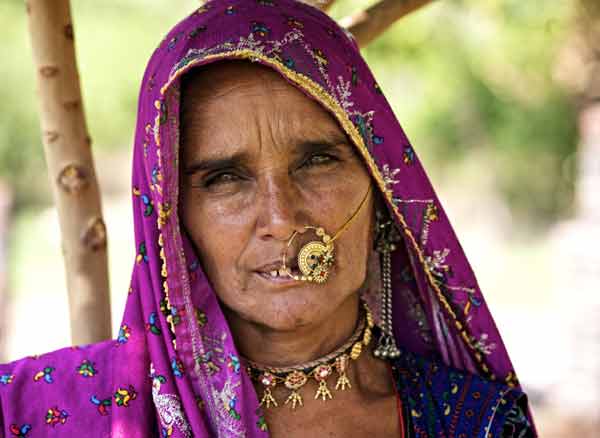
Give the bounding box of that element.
[226,284,352,333]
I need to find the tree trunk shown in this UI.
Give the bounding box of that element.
[25,0,111,344]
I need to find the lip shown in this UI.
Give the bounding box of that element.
[255,259,298,273]
[254,271,303,285]
[254,260,303,285]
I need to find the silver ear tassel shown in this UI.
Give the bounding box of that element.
[373,213,401,360]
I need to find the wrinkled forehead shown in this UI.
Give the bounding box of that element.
[179,60,351,154]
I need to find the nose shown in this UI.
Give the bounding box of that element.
[255,176,303,241]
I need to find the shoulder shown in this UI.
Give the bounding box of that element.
[0,339,117,380]
[391,348,532,438]
[0,340,117,437]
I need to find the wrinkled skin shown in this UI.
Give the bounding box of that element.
[180,62,398,438]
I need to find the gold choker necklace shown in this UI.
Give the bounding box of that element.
[244,301,374,409]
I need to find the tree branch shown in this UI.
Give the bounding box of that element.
[316,0,336,12]
[341,0,438,48]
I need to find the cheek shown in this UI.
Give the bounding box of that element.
[334,208,372,289]
[180,191,250,290]
[312,181,373,292]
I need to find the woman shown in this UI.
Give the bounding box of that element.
[0,0,535,436]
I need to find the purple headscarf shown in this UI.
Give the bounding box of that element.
[0,1,530,436]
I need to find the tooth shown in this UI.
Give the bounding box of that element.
[270,270,278,277]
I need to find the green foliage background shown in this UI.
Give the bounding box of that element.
[1,0,577,224]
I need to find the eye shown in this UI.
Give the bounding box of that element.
[303,153,338,168]
[203,171,241,188]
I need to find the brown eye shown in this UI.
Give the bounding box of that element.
[304,153,337,168]
[204,172,240,187]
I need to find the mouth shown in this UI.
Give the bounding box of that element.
[255,262,302,284]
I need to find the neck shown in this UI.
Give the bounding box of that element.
[226,295,360,367]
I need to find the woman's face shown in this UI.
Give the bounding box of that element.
[180,62,374,332]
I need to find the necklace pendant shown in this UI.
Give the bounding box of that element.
[334,354,351,390]
[260,387,278,408]
[315,380,333,401]
[335,374,351,391]
[259,372,278,408]
[283,370,307,409]
[313,364,333,401]
[285,390,303,409]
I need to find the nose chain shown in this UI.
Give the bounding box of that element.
[281,188,371,283]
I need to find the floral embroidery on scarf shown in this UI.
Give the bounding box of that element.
[77,360,97,378]
[152,367,192,438]
[45,406,68,427]
[425,248,451,282]
[157,202,172,228]
[352,112,378,150]
[392,198,438,246]
[90,395,112,416]
[211,377,245,437]
[445,284,482,317]
[9,424,32,438]
[171,357,185,378]
[285,16,303,28]
[196,307,208,327]
[147,312,162,335]
[143,124,152,158]
[227,354,241,374]
[151,165,163,194]
[251,22,270,38]
[142,194,154,217]
[167,306,184,327]
[469,333,497,356]
[256,415,268,432]
[133,187,155,217]
[400,288,433,345]
[403,146,415,164]
[195,329,228,375]
[0,373,14,385]
[346,64,359,87]
[114,385,137,407]
[33,366,55,384]
[117,323,131,344]
[381,164,401,196]
[167,32,184,52]
[136,242,149,263]
[188,25,208,40]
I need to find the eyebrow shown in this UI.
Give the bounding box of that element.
[183,152,250,176]
[295,133,349,157]
[183,133,350,176]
